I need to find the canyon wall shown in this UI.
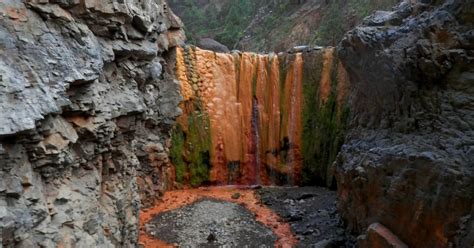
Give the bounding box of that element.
[335,0,474,247]
[168,0,399,52]
[1,0,472,247]
[0,0,184,246]
[171,46,349,187]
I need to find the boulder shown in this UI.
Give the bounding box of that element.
[197,38,230,53]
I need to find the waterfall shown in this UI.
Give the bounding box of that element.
[251,97,261,185]
[286,53,303,185]
[171,46,349,187]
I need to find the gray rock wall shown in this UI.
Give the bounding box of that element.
[0,0,185,246]
[336,0,473,247]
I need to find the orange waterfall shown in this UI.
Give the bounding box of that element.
[171,46,349,187]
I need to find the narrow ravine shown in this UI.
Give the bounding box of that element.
[137,45,353,247]
[1,1,472,247]
[134,6,351,248]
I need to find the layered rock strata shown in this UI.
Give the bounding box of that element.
[0,0,184,246]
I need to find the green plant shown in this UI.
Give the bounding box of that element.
[170,125,186,184]
[170,99,212,186]
[186,109,212,186]
[301,52,350,186]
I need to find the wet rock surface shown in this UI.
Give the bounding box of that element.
[173,46,349,187]
[257,187,355,248]
[146,199,277,247]
[139,186,297,247]
[142,187,355,247]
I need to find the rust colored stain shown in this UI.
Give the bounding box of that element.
[279,54,304,185]
[176,47,194,102]
[3,7,28,22]
[237,53,259,185]
[286,53,303,185]
[175,47,307,186]
[262,55,282,182]
[319,48,335,103]
[336,61,349,116]
[139,187,298,248]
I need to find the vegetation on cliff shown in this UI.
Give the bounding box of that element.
[301,50,350,187]
[171,46,350,187]
[168,0,265,48]
[168,0,399,52]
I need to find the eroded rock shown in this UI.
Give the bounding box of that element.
[0,0,184,246]
[336,0,474,247]
[197,38,230,53]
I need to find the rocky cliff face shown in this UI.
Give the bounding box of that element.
[2,0,473,247]
[0,0,184,246]
[171,46,349,187]
[336,0,474,247]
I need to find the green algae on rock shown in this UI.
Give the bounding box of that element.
[171,46,350,187]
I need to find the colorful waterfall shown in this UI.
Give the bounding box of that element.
[170,46,350,187]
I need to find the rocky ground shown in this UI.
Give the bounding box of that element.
[147,199,276,247]
[141,186,354,247]
[257,187,355,248]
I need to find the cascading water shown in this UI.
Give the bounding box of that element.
[171,46,349,187]
[286,53,303,185]
[251,97,261,185]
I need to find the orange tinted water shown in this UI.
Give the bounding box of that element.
[175,47,306,186]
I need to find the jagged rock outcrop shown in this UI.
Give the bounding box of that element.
[335,0,473,247]
[0,0,184,246]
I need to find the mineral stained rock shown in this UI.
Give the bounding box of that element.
[172,46,350,187]
[336,0,474,247]
[0,0,184,246]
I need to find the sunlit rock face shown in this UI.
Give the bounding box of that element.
[172,46,350,187]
